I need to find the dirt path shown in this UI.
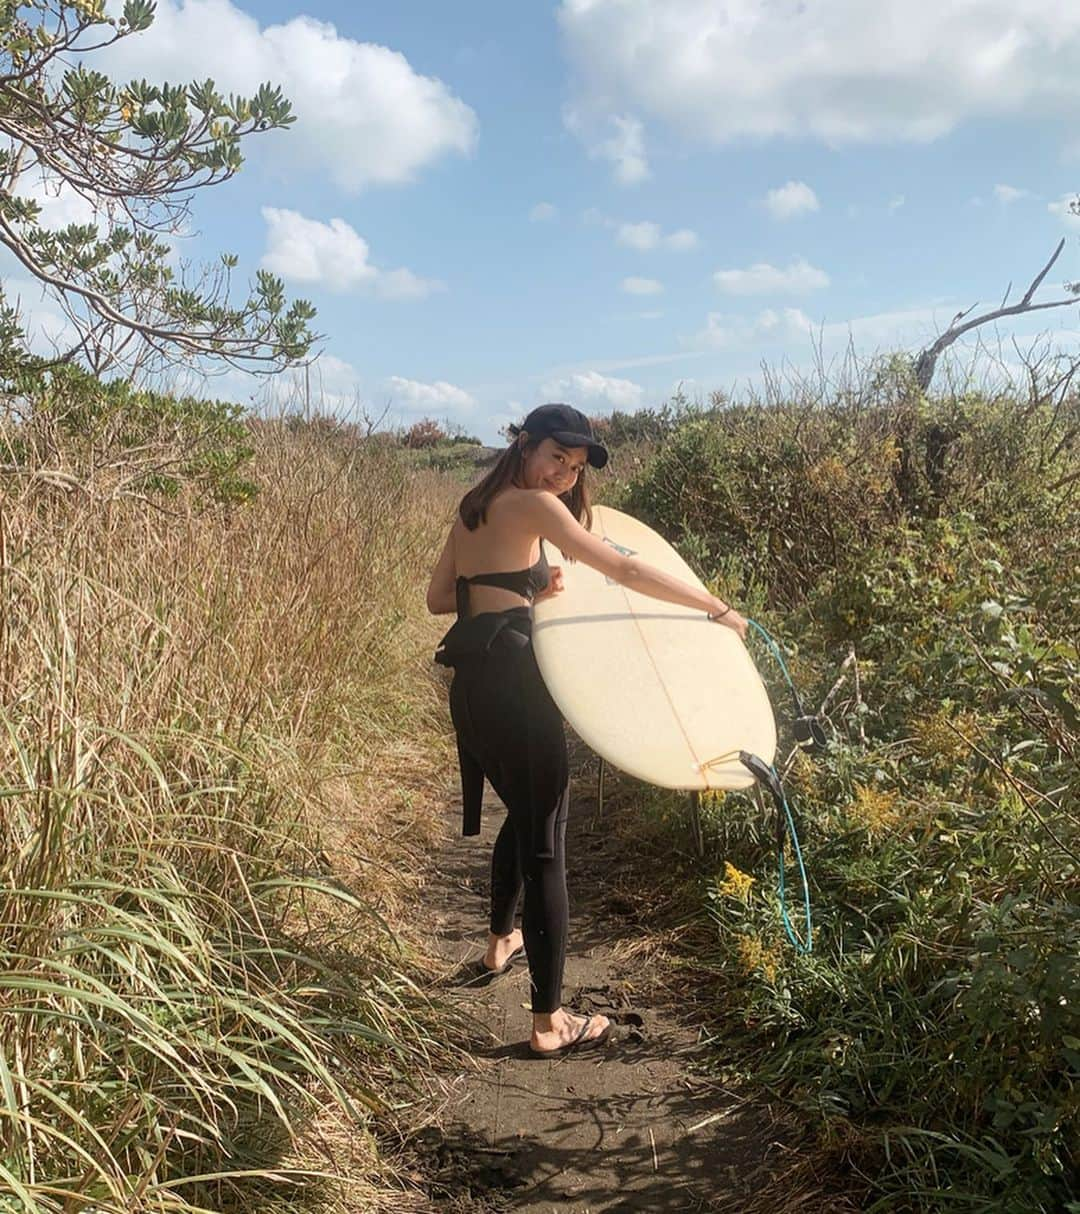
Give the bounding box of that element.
[414,747,821,1213]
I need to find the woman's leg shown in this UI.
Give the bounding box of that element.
[511,780,609,1051]
[512,780,570,1013]
[454,647,609,1047]
[489,813,522,937]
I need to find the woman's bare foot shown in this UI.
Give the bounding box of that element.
[483,927,523,972]
[530,1007,611,1053]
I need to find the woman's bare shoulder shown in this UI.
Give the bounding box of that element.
[486,486,547,522]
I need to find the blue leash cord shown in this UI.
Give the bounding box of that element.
[744,618,814,954]
[774,762,813,954]
[747,617,799,699]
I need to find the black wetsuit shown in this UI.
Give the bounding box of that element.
[434,542,571,1014]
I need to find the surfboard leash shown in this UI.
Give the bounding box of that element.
[742,617,817,954]
[746,618,826,752]
[738,750,813,953]
[774,764,814,954]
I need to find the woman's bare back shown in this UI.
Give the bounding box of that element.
[452,488,545,615]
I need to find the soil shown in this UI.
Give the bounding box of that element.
[408,742,851,1213]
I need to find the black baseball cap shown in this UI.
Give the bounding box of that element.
[518,403,609,469]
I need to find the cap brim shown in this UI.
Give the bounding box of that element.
[550,429,609,469]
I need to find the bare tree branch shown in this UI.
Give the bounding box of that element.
[913,239,1079,391]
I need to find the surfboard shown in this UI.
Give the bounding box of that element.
[531,504,776,790]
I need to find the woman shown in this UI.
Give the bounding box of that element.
[426,403,747,1059]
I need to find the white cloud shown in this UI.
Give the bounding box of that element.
[376,267,445,300]
[819,305,943,344]
[665,228,699,251]
[530,202,558,221]
[101,0,477,193]
[0,274,78,355]
[682,302,951,352]
[542,369,644,409]
[261,208,444,298]
[1048,194,1080,228]
[310,352,361,390]
[684,307,813,350]
[558,0,1080,148]
[155,348,370,417]
[621,276,664,295]
[14,171,98,229]
[616,220,698,251]
[888,194,906,213]
[585,209,698,249]
[599,114,650,184]
[385,376,477,414]
[995,183,1032,203]
[759,307,814,334]
[713,257,830,295]
[764,181,820,220]
[617,222,660,249]
[272,351,365,412]
[565,108,649,185]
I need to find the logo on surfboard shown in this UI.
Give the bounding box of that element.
[602,537,637,584]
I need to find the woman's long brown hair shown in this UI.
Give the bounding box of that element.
[459,426,593,532]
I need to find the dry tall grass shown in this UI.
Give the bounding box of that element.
[0,415,460,1212]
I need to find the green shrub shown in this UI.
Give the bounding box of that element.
[1,363,257,505]
[609,365,1080,1212]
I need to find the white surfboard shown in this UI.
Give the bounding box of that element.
[531,505,776,790]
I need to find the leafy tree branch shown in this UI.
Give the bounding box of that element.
[0,0,319,375]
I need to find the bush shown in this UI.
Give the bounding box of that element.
[607,360,1080,1212]
[403,417,448,449]
[614,375,1077,613]
[1,363,258,505]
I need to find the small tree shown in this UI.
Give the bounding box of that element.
[403,417,447,449]
[0,0,318,377]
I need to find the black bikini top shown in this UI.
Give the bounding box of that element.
[455,541,550,618]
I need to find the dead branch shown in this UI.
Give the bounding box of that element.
[913,239,1080,391]
[818,648,857,717]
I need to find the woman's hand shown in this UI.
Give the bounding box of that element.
[709,600,749,642]
[533,565,564,603]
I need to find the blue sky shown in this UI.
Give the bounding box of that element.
[12,1,1080,441]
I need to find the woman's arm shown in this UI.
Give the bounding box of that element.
[515,491,747,636]
[426,526,458,615]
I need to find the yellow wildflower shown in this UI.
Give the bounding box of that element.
[736,934,763,974]
[760,947,780,984]
[912,707,979,766]
[718,860,755,900]
[847,783,900,836]
[735,935,781,983]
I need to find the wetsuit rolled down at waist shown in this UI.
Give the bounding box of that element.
[433,543,563,859]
